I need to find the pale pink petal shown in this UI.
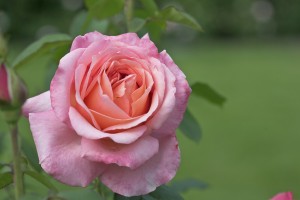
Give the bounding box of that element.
[69,107,147,144]
[100,136,180,197]
[82,135,159,169]
[22,91,51,117]
[140,34,159,58]
[50,48,85,124]
[111,33,158,58]
[70,31,105,51]
[152,51,191,137]
[271,192,293,200]
[29,110,105,187]
[148,63,176,130]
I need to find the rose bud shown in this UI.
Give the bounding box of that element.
[0,63,27,110]
[271,192,293,200]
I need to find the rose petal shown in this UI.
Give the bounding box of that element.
[50,48,85,124]
[29,110,105,186]
[22,91,51,117]
[103,91,159,131]
[82,135,159,169]
[152,51,191,137]
[69,107,147,144]
[271,192,293,200]
[70,31,105,51]
[100,135,180,197]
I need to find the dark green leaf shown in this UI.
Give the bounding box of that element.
[148,185,183,200]
[191,82,226,106]
[24,170,58,192]
[141,196,156,200]
[171,179,208,193]
[58,188,102,200]
[0,172,13,189]
[13,34,72,69]
[129,18,146,32]
[85,0,124,20]
[160,6,202,31]
[140,0,158,16]
[179,108,202,142]
[114,194,141,200]
[20,193,44,200]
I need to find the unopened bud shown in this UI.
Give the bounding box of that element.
[0,63,27,110]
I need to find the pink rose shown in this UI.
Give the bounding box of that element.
[271,192,293,200]
[23,32,191,196]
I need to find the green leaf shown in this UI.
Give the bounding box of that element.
[85,0,124,20]
[114,185,183,200]
[58,188,102,200]
[179,108,202,142]
[160,6,202,31]
[140,0,158,16]
[129,18,146,32]
[20,193,44,200]
[170,179,208,193]
[148,185,183,200]
[0,172,13,189]
[24,170,58,192]
[191,82,226,106]
[13,34,72,69]
[70,11,109,36]
[114,194,141,200]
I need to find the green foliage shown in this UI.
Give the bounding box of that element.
[140,0,159,16]
[0,172,13,189]
[114,185,183,200]
[170,179,208,193]
[57,188,103,200]
[70,11,109,36]
[128,18,147,32]
[191,82,226,107]
[13,34,72,69]
[24,170,58,192]
[179,109,202,142]
[85,0,124,20]
[159,6,202,31]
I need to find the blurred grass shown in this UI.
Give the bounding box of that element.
[170,39,300,200]
[1,38,300,199]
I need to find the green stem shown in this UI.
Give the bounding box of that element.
[124,0,134,31]
[9,123,24,200]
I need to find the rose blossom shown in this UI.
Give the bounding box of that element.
[23,31,191,196]
[271,192,293,200]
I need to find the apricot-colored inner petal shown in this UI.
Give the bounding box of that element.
[69,48,159,131]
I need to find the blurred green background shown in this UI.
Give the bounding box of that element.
[1,0,300,199]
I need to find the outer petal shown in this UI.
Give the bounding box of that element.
[82,136,159,169]
[29,110,106,186]
[22,91,51,117]
[153,51,191,137]
[50,48,85,124]
[100,136,180,197]
[69,107,147,144]
[70,31,105,51]
[271,192,293,200]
